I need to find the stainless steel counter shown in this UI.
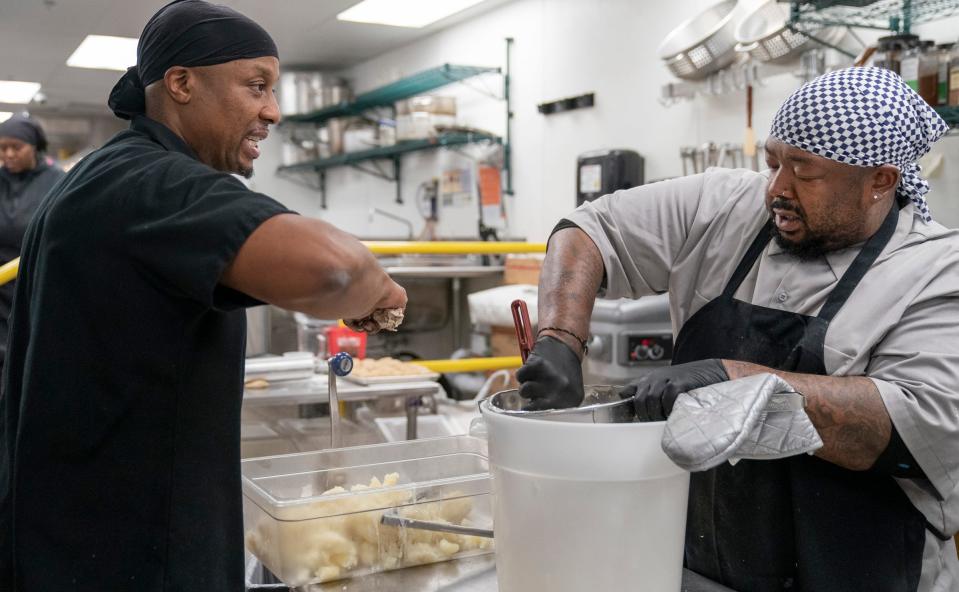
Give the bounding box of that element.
[242,375,442,408]
[246,555,736,591]
[376,255,504,280]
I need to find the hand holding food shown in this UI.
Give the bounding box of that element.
[344,307,404,333]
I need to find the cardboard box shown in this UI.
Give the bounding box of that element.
[491,325,521,357]
[489,326,523,390]
[503,254,544,286]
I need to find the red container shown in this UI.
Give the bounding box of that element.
[324,326,367,359]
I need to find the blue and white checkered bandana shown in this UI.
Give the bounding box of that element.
[770,66,948,223]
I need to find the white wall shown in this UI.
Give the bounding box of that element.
[248,0,959,239]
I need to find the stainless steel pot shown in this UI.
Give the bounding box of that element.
[278,71,351,116]
[483,385,636,424]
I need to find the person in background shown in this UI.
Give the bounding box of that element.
[519,67,957,591]
[0,113,64,376]
[0,1,405,590]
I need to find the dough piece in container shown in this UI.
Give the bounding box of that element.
[438,539,461,556]
[315,565,340,582]
[405,542,444,566]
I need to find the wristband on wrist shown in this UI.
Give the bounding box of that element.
[538,326,589,356]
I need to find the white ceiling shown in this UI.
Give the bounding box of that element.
[0,0,507,115]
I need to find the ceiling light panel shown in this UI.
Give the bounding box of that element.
[0,82,42,104]
[337,0,487,28]
[67,35,138,71]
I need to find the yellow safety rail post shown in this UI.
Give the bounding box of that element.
[0,257,19,288]
[0,244,546,288]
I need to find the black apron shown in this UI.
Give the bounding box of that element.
[673,204,926,592]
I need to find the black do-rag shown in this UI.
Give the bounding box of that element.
[108,0,278,120]
[0,112,48,152]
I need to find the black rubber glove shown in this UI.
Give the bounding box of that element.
[516,336,585,411]
[621,359,729,421]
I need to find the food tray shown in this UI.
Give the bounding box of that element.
[342,372,441,386]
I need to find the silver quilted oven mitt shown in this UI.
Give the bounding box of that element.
[661,373,823,472]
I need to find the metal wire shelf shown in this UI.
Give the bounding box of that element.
[277,132,502,175]
[276,131,503,209]
[275,39,515,208]
[282,64,502,125]
[788,0,959,34]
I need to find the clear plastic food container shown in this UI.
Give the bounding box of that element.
[241,435,493,587]
[275,417,384,451]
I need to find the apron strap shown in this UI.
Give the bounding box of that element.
[721,221,773,299]
[817,203,900,322]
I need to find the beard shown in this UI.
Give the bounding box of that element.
[767,197,834,261]
[769,224,832,261]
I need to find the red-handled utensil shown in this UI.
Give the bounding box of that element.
[511,299,534,362]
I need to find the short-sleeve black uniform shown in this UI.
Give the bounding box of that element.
[0,115,291,591]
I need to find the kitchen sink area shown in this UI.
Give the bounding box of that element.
[377,254,505,279]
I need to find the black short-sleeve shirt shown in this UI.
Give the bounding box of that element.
[0,115,291,591]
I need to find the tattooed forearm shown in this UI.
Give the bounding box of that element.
[723,360,892,471]
[537,228,605,360]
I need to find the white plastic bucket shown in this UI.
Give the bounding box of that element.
[479,394,690,591]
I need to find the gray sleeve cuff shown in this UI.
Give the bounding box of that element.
[549,219,608,293]
[565,202,647,299]
[871,377,956,500]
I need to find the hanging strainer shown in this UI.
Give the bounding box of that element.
[657,0,742,80]
[734,0,841,63]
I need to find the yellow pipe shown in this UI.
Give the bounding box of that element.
[417,356,522,373]
[0,257,19,287]
[363,241,546,255]
[0,243,544,288]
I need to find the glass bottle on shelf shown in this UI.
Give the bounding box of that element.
[871,37,898,72]
[938,44,954,106]
[917,41,939,106]
[950,43,959,106]
[900,41,926,94]
[873,34,918,75]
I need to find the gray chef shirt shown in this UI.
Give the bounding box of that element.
[566,167,959,592]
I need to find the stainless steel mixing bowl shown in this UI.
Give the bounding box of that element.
[483,385,636,424]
